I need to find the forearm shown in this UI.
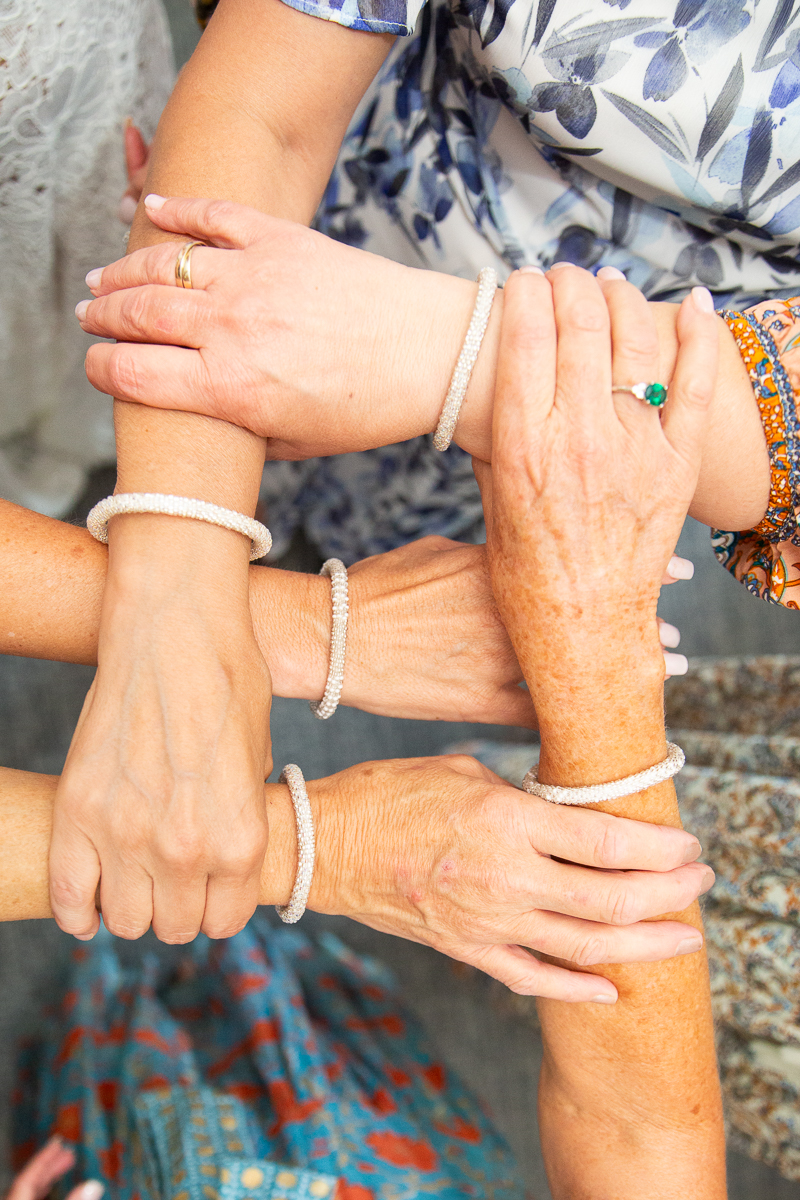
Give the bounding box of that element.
[529,643,724,1198]
[0,500,328,693]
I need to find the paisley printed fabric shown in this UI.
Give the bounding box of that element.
[12,914,523,1200]
[713,298,800,606]
[245,0,800,569]
[449,656,800,1180]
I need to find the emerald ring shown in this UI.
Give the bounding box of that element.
[612,381,667,407]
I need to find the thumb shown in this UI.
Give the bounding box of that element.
[143,194,270,251]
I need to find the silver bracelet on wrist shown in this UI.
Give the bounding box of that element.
[433,267,499,451]
[86,493,272,561]
[309,558,348,720]
[275,764,315,924]
[522,742,685,806]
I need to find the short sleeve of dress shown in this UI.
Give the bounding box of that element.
[194,0,424,36]
[712,300,800,608]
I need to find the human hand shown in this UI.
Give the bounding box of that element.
[119,121,150,225]
[6,1137,103,1200]
[75,195,495,460]
[485,265,718,722]
[49,518,272,944]
[341,537,534,725]
[305,754,713,1002]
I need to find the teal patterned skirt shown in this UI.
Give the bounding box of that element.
[13,915,523,1200]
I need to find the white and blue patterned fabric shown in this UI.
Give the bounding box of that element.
[259,0,800,563]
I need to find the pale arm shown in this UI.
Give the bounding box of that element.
[52,0,395,945]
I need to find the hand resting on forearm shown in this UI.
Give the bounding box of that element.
[78,195,769,534]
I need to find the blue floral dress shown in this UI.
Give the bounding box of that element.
[253,0,800,564]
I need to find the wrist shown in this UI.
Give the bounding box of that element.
[250,567,330,698]
[105,512,254,599]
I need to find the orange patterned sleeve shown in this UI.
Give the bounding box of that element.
[713,299,800,608]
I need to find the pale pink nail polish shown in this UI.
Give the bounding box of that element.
[518,265,544,274]
[549,261,572,270]
[78,1181,105,1200]
[659,622,681,649]
[144,193,166,210]
[85,269,103,291]
[691,285,715,313]
[597,265,626,280]
[591,993,617,1005]
[667,555,694,580]
[664,652,688,676]
[118,195,138,225]
[75,300,90,321]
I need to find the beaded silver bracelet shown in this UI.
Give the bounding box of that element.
[433,267,499,451]
[275,764,315,924]
[309,558,349,720]
[86,493,272,561]
[522,742,685,806]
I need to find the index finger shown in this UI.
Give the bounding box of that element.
[492,267,556,465]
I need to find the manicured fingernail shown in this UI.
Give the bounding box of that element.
[664,652,688,676]
[667,555,694,580]
[118,195,138,225]
[518,265,544,274]
[85,269,103,291]
[75,300,90,321]
[144,193,166,210]
[679,838,702,865]
[659,622,681,649]
[692,286,715,313]
[78,1181,105,1200]
[597,265,626,280]
[676,937,703,956]
[591,993,617,1005]
[549,261,572,270]
[700,868,715,893]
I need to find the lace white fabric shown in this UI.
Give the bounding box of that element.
[0,0,175,515]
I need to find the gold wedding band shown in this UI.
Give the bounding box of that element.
[174,240,205,289]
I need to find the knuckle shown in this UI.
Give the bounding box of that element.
[567,301,608,334]
[615,330,659,363]
[570,933,608,967]
[595,820,627,869]
[106,346,143,397]
[50,875,93,911]
[607,883,643,926]
[154,829,207,873]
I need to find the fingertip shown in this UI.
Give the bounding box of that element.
[658,620,681,648]
[691,286,715,314]
[591,991,618,1005]
[144,193,166,210]
[663,651,688,676]
[118,195,138,225]
[666,555,694,581]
